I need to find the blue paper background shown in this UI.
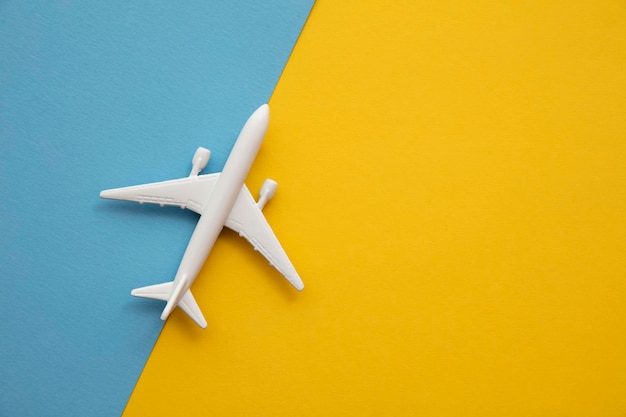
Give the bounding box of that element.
[0,1,313,416]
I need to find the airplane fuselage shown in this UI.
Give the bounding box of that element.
[101,103,302,328]
[161,105,269,319]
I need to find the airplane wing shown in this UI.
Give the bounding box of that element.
[100,173,220,215]
[225,185,304,291]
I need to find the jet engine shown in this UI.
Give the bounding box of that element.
[189,147,211,177]
[257,179,278,210]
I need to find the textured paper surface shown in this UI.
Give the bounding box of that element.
[124,1,626,416]
[0,2,313,416]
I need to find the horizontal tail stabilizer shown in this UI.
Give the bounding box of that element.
[131,282,172,301]
[131,280,207,328]
[178,290,207,328]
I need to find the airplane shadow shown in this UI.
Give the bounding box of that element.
[94,200,200,225]
[218,228,301,303]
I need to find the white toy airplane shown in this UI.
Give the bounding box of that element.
[100,104,303,328]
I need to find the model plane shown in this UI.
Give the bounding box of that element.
[100,104,303,328]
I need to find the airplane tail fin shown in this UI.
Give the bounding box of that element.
[131,280,207,328]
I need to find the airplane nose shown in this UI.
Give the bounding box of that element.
[252,103,270,123]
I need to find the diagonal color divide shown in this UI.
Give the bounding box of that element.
[124,1,626,416]
[0,1,314,416]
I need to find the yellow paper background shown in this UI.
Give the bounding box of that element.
[124,1,626,415]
